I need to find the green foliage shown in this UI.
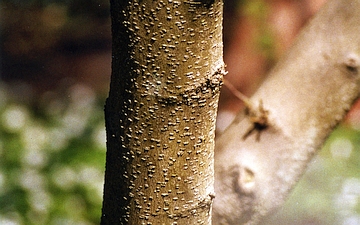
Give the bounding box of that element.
[0,83,106,225]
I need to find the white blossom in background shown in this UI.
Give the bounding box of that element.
[330,137,353,159]
[2,105,29,133]
[334,178,360,224]
[92,124,106,149]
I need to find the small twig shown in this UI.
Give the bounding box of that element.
[223,79,269,141]
[223,79,253,109]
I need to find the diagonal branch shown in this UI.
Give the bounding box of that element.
[213,0,360,224]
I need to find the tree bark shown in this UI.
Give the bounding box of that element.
[101,0,224,224]
[213,0,360,224]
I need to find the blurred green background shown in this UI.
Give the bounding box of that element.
[1,0,360,225]
[1,1,109,224]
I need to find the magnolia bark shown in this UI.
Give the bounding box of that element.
[101,0,224,224]
[213,0,360,224]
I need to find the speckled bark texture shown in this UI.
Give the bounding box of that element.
[101,0,224,224]
[213,0,360,224]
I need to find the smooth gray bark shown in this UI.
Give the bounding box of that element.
[213,0,360,224]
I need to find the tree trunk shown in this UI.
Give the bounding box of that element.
[213,0,360,224]
[101,0,224,224]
